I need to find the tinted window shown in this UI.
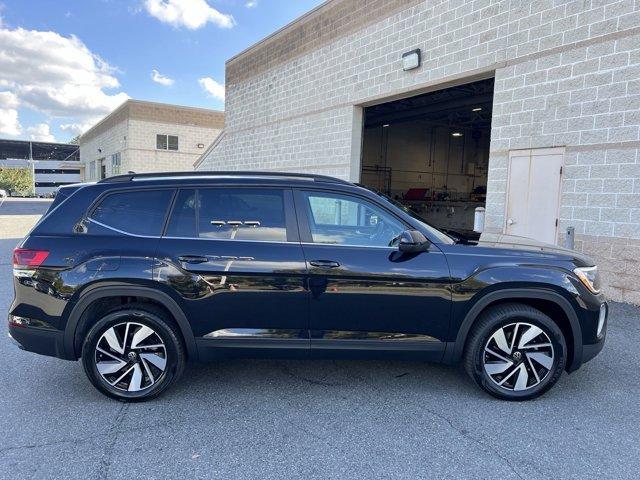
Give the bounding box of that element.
[303,192,405,247]
[165,189,197,238]
[91,190,173,236]
[156,134,179,151]
[165,188,287,242]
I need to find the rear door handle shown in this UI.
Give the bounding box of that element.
[178,255,209,264]
[309,260,340,269]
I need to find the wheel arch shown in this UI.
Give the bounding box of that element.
[445,288,582,372]
[63,285,198,361]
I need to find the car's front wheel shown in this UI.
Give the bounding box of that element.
[81,304,185,401]
[464,303,566,401]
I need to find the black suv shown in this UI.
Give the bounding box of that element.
[9,172,607,401]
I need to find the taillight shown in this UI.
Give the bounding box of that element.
[12,249,49,268]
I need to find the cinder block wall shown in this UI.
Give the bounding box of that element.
[80,100,224,179]
[79,120,128,179]
[199,0,640,303]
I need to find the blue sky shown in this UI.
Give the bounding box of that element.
[0,0,323,142]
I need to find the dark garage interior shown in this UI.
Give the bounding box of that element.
[360,78,494,237]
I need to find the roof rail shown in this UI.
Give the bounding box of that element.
[99,171,352,185]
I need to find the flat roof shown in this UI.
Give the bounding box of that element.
[79,99,225,144]
[0,138,79,161]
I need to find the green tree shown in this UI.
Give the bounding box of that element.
[0,168,33,195]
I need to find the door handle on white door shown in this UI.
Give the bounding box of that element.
[507,218,516,225]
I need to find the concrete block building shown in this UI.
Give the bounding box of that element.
[197,0,640,304]
[81,100,224,180]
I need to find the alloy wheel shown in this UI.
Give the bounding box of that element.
[94,322,167,392]
[483,322,555,391]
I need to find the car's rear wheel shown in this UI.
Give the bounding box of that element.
[81,304,185,401]
[464,303,566,401]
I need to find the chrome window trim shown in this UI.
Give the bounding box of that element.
[87,218,160,239]
[300,242,398,251]
[163,235,294,245]
[89,220,426,252]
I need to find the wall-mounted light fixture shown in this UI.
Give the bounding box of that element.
[382,124,390,128]
[452,132,463,137]
[402,49,421,71]
[197,143,205,148]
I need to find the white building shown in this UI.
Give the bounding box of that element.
[197,0,640,304]
[80,99,224,180]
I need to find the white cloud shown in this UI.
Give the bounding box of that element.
[0,91,21,136]
[151,69,175,86]
[144,0,235,30]
[0,25,129,127]
[0,109,21,136]
[245,1,258,8]
[60,121,95,136]
[0,91,19,109]
[198,77,225,102]
[27,123,56,142]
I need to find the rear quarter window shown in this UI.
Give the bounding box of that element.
[90,189,173,236]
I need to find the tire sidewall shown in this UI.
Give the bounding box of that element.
[471,312,567,401]
[82,309,182,401]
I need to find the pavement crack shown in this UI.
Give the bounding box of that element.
[97,402,129,480]
[277,362,343,387]
[0,418,175,456]
[0,435,99,453]
[423,407,529,480]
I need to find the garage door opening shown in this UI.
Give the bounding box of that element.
[361,78,494,240]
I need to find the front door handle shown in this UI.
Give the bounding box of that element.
[309,260,340,269]
[178,255,209,264]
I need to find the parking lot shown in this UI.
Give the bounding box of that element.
[0,198,639,479]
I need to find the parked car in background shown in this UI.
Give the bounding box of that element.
[8,172,607,401]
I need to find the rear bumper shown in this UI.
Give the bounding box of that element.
[8,324,69,360]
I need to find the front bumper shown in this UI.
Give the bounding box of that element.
[581,301,607,364]
[582,335,606,364]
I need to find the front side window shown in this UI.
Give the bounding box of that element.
[111,153,121,175]
[165,188,287,242]
[91,189,173,236]
[303,191,405,247]
[156,134,178,151]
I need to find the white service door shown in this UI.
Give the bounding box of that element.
[505,148,564,244]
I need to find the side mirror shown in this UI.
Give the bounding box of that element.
[392,230,430,253]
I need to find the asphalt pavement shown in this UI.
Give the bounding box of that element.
[0,199,639,479]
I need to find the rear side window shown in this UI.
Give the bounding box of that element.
[91,190,173,236]
[165,188,287,242]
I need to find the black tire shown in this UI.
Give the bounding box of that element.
[464,303,566,401]
[81,303,186,402]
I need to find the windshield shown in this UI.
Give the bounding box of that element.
[361,186,455,245]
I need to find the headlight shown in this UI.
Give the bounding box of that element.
[574,266,601,294]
